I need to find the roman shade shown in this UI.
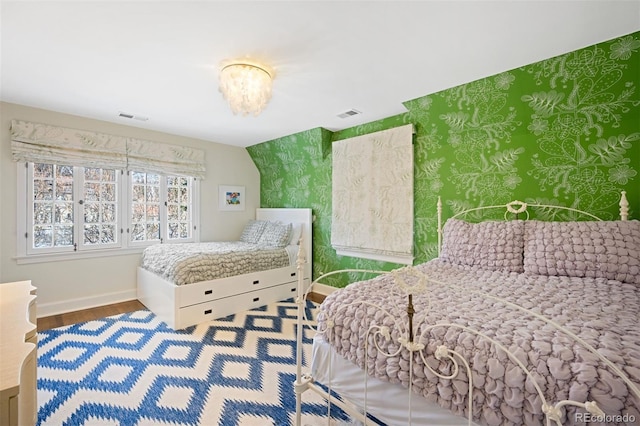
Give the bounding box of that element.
[331,124,415,264]
[10,120,206,179]
[126,137,206,178]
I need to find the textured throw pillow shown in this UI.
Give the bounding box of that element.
[257,221,293,247]
[440,219,525,273]
[239,220,268,244]
[523,220,640,285]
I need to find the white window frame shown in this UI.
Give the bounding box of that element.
[25,163,76,255]
[16,162,200,264]
[127,172,199,248]
[166,175,196,243]
[127,171,163,247]
[78,167,124,251]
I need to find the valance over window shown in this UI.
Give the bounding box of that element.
[10,120,206,179]
[331,124,415,265]
[10,120,128,170]
[125,137,205,178]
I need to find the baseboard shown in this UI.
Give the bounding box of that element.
[36,289,137,318]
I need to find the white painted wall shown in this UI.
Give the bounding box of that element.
[0,102,260,317]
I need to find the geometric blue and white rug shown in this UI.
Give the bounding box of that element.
[37,299,352,425]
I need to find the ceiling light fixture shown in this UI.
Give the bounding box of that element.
[219,61,273,117]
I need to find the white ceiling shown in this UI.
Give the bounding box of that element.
[2,1,639,148]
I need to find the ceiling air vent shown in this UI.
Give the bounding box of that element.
[337,109,361,119]
[118,111,149,121]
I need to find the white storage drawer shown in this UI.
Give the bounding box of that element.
[178,266,301,308]
[176,279,308,328]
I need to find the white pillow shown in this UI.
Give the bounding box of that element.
[257,221,292,247]
[239,220,267,244]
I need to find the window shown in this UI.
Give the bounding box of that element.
[29,163,75,253]
[20,162,198,260]
[129,172,195,244]
[166,176,193,241]
[130,172,161,243]
[82,167,120,249]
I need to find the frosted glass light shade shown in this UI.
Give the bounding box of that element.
[219,63,273,116]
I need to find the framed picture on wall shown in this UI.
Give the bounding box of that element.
[218,185,245,211]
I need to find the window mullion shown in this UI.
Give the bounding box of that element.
[192,178,200,242]
[160,176,168,243]
[126,170,135,248]
[74,166,83,251]
[121,170,129,248]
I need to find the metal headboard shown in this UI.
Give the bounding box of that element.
[437,191,630,257]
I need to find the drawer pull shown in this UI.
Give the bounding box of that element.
[291,287,296,292]
[204,290,213,295]
[204,309,212,315]
[253,297,260,302]
[253,280,260,285]
[290,272,296,277]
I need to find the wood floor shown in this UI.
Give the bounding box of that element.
[37,293,326,332]
[37,300,146,331]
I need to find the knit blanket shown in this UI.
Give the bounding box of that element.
[141,242,290,286]
[316,259,640,425]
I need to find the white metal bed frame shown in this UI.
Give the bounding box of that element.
[293,191,637,426]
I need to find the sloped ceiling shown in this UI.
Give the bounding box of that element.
[1,1,639,147]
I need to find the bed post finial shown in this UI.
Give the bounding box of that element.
[620,191,629,221]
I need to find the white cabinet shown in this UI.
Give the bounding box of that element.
[138,263,311,330]
[0,281,37,426]
[173,265,311,329]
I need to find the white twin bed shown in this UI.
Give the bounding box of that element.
[294,193,639,426]
[137,208,312,330]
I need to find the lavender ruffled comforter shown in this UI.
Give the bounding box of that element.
[317,260,640,425]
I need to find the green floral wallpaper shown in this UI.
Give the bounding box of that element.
[247,32,640,288]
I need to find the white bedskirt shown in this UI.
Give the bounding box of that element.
[310,334,477,426]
